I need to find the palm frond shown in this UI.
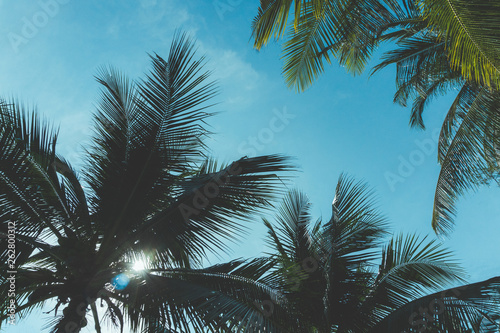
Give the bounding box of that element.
[320,174,388,330]
[438,82,481,163]
[115,259,290,332]
[421,0,500,87]
[366,234,465,325]
[369,277,500,332]
[263,189,315,261]
[261,189,326,331]
[432,87,500,234]
[252,0,295,50]
[123,155,294,269]
[87,32,218,261]
[373,33,463,129]
[323,173,388,264]
[0,100,68,254]
[253,0,412,91]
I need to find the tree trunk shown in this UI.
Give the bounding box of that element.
[53,296,88,333]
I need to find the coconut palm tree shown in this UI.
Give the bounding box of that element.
[252,0,500,91]
[0,33,294,333]
[371,15,500,235]
[420,0,500,88]
[256,175,500,332]
[252,0,500,236]
[251,0,422,91]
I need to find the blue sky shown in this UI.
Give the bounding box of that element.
[1,0,500,332]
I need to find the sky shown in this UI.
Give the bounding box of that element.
[1,0,500,332]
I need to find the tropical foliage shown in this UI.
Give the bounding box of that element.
[1,1,499,328]
[251,0,417,91]
[420,0,500,88]
[258,175,500,332]
[370,2,500,235]
[252,0,500,91]
[0,33,294,333]
[252,0,500,235]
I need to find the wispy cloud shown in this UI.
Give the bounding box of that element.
[208,48,263,107]
[135,0,192,33]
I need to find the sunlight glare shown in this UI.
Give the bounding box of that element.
[132,260,146,271]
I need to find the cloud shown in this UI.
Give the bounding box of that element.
[211,50,260,89]
[140,0,157,8]
[204,48,265,109]
[136,0,191,30]
[106,21,120,36]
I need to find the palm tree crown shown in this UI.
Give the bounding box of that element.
[0,33,294,333]
[258,175,500,332]
[252,0,500,235]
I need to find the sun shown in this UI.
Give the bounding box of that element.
[132,260,146,271]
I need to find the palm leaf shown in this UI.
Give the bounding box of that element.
[369,277,500,332]
[432,87,500,234]
[105,155,294,270]
[365,234,465,327]
[323,174,388,263]
[421,0,500,87]
[253,0,412,91]
[114,259,290,332]
[252,0,295,50]
[373,33,464,129]
[86,32,218,262]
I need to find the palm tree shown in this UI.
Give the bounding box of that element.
[252,0,500,91]
[251,0,421,91]
[419,0,500,88]
[256,175,500,332]
[252,0,500,236]
[370,10,500,235]
[0,33,294,333]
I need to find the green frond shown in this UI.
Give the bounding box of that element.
[121,155,294,269]
[421,0,500,87]
[437,82,482,163]
[373,33,464,129]
[115,260,289,332]
[370,234,464,315]
[253,0,412,91]
[252,0,295,50]
[432,87,500,235]
[369,277,500,332]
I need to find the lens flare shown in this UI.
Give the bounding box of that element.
[112,273,130,290]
